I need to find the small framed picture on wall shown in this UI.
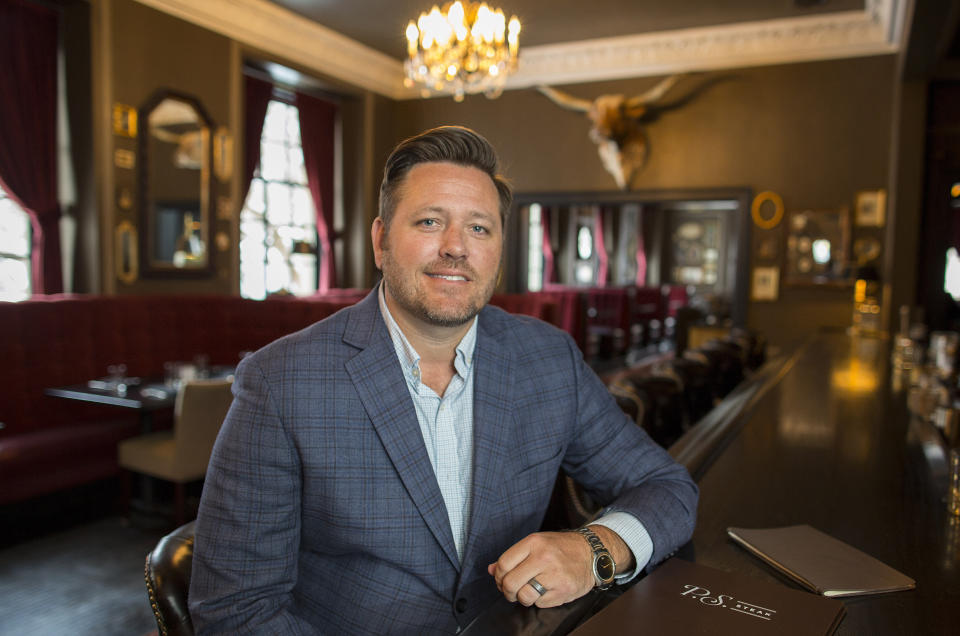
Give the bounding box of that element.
[751,266,780,301]
[784,208,851,286]
[112,103,137,138]
[855,190,886,227]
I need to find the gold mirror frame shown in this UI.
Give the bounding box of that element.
[138,89,214,278]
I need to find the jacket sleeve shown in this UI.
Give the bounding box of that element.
[188,354,315,634]
[558,334,699,567]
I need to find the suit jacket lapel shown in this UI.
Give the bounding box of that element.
[343,291,460,570]
[461,310,516,568]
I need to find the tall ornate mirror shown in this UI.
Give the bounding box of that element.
[138,90,213,276]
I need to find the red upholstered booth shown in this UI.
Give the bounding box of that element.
[488,292,560,326]
[0,294,361,505]
[0,286,678,506]
[528,285,687,354]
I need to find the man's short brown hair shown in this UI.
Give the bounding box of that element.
[378,126,513,231]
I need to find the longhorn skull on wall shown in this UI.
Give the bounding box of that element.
[537,74,723,189]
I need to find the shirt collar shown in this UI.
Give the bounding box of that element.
[378,283,477,385]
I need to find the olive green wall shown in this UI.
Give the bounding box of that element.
[386,56,898,350]
[101,0,234,295]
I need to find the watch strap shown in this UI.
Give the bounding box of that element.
[576,527,616,589]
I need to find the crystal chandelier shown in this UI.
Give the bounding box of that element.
[404,2,521,102]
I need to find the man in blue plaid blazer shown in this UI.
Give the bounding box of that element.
[189,126,697,634]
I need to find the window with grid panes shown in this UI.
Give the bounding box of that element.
[0,183,32,302]
[240,98,318,300]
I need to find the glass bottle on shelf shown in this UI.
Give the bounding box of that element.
[851,264,882,336]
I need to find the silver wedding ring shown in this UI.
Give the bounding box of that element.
[527,577,547,596]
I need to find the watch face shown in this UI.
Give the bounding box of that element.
[596,553,615,582]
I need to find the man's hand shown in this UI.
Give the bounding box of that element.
[486,526,633,608]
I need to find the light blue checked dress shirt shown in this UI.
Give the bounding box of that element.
[379,286,476,560]
[379,286,652,577]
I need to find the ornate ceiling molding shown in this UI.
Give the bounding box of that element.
[505,0,903,90]
[134,0,903,100]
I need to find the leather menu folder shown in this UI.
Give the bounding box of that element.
[570,558,845,636]
[727,525,916,598]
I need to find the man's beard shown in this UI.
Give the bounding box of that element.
[380,252,496,328]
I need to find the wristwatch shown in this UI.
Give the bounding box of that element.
[576,527,616,590]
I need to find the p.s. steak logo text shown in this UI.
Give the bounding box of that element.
[681,583,777,621]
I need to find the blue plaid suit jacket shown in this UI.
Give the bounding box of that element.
[189,289,697,634]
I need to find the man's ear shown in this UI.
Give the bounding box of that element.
[371,217,385,269]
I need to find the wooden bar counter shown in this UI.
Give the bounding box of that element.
[466,331,959,634]
[684,331,958,634]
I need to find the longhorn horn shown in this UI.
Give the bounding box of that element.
[536,85,593,113]
[647,74,735,114]
[624,73,688,109]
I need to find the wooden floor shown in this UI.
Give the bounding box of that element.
[0,481,169,636]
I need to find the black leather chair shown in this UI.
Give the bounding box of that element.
[624,373,686,448]
[145,521,196,636]
[693,341,744,399]
[668,356,715,425]
[727,327,767,370]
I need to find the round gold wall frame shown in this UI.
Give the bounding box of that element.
[751,191,785,230]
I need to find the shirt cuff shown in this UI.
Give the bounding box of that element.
[589,511,653,585]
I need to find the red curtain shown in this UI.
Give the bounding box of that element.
[635,206,647,286]
[242,75,273,203]
[0,0,62,294]
[296,91,337,292]
[594,207,608,286]
[541,207,555,286]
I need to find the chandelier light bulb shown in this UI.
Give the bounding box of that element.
[449,2,467,39]
[406,22,419,57]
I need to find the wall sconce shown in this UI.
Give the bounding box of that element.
[213,126,233,182]
[115,220,139,284]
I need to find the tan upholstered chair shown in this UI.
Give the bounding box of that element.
[119,379,233,524]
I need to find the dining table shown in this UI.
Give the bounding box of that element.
[43,365,235,433]
[44,379,177,433]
